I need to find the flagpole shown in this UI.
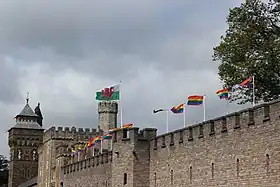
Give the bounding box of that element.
[252,76,255,107]
[166,110,169,133]
[203,95,206,122]
[226,98,229,115]
[100,140,103,154]
[119,81,123,127]
[183,103,186,128]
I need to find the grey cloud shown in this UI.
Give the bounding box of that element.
[0,57,22,104]
[0,0,242,79]
[0,0,247,157]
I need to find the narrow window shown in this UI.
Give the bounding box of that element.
[123,129,128,138]
[264,105,270,118]
[179,130,183,143]
[113,132,117,142]
[248,110,254,125]
[236,159,240,177]
[161,136,166,148]
[154,172,157,187]
[190,166,192,183]
[234,114,240,129]
[211,163,214,179]
[154,138,157,150]
[210,121,215,134]
[266,154,270,175]
[221,118,227,132]
[171,170,174,185]
[124,173,127,185]
[188,128,193,141]
[170,133,174,145]
[27,169,30,178]
[199,125,203,138]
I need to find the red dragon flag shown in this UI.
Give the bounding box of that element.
[96,84,120,101]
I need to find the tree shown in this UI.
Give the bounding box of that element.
[0,155,8,186]
[213,0,280,104]
[0,155,8,171]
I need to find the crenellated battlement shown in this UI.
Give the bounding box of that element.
[98,101,118,113]
[112,127,157,143]
[152,99,280,151]
[62,151,113,175]
[43,126,99,143]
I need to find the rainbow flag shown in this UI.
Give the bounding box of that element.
[102,133,112,140]
[241,76,252,87]
[187,95,204,106]
[171,103,184,114]
[87,137,95,147]
[216,88,229,100]
[94,136,102,143]
[122,124,133,129]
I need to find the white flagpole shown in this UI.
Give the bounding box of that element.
[110,139,113,151]
[166,110,169,133]
[92,146,95,156]
[183,103,186,128]
[226,98,229,115]
[119,81,123,127]
[252,76,255,107]
[203,95,206,121]
[100,140,103,154]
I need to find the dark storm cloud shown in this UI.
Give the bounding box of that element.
[0,0,241,79]
[0,0,246,156]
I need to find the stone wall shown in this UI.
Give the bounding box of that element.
[150,100,280,187]
[38,126,99,187]
[63,152,113,187]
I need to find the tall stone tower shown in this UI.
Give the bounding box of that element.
[8,98,44,187]
[98,101,118,150]
[98,101,118,132]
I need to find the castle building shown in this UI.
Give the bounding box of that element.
[8,98,280,187]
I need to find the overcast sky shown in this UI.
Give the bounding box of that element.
[0,0,251,156]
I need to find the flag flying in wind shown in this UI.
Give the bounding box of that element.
[96,84,120,101]
[153,109,168,114]
[102,133,112,140]
[241,76,252,87]
[216,88,229,100]
[171,103,184,114]
[187,95,204,106]
[122,124,133,128]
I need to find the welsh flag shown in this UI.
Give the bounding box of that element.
[96,84,120,101]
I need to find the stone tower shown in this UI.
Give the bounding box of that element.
[98,101,118,150]
[8,98,44,187]
[98,101,118,132]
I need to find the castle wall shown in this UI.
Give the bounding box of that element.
[38,127,98,187]
[63,152,113,187]
[149,100,280,187]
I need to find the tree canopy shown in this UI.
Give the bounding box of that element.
[213,0,280,104]
[0,155,8,171]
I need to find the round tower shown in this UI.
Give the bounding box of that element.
[98,101,118,132]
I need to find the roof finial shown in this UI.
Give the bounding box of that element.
[26,92,29,104]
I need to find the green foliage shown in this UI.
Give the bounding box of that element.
[0,155,8,171]
[213,0,280,104]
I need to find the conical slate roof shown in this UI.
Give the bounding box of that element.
[12,99,43,130]
[16,103,38,117]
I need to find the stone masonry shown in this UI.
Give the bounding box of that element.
[10,99,280,187]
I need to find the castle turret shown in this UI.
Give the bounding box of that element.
[8,97,44,187]
[98,101,118,132]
